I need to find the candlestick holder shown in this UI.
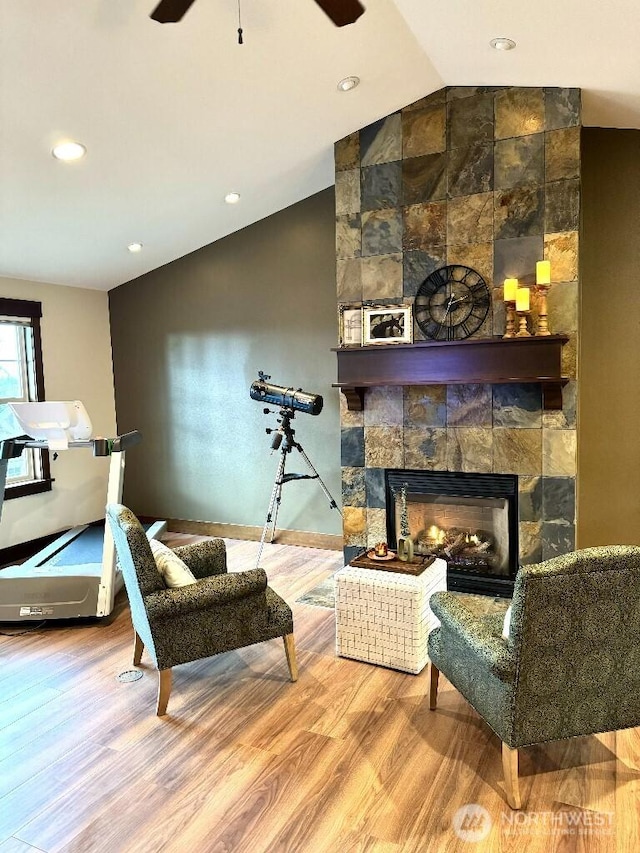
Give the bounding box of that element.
[535,284,551,336]
[502,301,517,338]
[516,310,532,337]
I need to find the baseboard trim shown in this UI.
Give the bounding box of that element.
[164,518,344,551]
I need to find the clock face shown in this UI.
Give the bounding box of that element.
[415,265,490,341]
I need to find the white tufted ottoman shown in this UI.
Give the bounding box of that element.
[334,558,447,674]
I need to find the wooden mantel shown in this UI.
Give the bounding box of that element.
[332,334,569,411]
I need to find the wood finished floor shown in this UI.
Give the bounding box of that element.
[1,535,639,853]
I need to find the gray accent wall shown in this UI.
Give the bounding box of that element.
[109,188,342,535]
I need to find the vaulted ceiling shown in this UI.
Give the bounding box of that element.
[2,0,638,291]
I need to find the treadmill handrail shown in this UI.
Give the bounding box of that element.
[0,430,142,458]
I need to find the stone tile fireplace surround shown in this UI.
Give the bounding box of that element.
[335,86,580,578]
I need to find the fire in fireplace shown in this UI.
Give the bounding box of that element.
[385,469,519,596]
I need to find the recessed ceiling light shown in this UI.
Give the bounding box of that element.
[51,141,87,162]
[490,38,516,51]
[127,242,143,253]
[225,192,241,204]
[337,76,360,92]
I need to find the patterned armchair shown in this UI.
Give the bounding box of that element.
[428,545,640,809]
[106,504,297,716]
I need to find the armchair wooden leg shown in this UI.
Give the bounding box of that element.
[133,631,144,666]
[157,669,172,716]
[502,743,522,810]
[429,663,439,710]
[283,633,298,682]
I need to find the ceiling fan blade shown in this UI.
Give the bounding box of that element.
[314,0,365,27]
[150,0,198,24]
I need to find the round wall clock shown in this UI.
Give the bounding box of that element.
[414,265,491,341]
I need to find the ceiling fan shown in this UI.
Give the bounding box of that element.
[150,0,365,27]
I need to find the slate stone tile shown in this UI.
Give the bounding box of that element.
[403,248,447,298]
[343,545,363,565]
[448,92,494,149]
[543,429,577,477]
[519,521,543,564]
[343,506,367,546]
[546,127,580,182]
[365,467,386,509]
[361,209,403,256]
[494,235,543,285]
[342,466,366,507]
[336,257,362,302]
[361,114,402,166]
[495,134,544,190]
[542,476,576,524]
[363,386,404,426]
[544,88,581,130]
[493,384,542,428]
[542,521,575,561]
[447,385,492,427]
[546,282,578,335]
[402,152,448,205]
[446,428,493,473]
[403,202,447,251]
[361,162,402,211]
[446,242,493,289]
[448,143,494,197]
[493,428,542,475]
[495,88,544,139]
[447,86,509,100]
[339,390,364,428]
[492,289,507,337]
[367,508,388,548]
[341,426,365,467]
[404,427,448,469]
[335,169,360,215]
[336,214,361,259]
[494,185,544,239]
[561,335,577,380]
[519,476,542,523]
[365,426,404,468]
[404,386,447,427]
[545,179,580,233]
[335,132,360,172]
[361,253,402,301]
[447,192,494,245]
[544,231,578,282]
[543,380,577,429]
[403,88,447,112]
[402,104,446,158]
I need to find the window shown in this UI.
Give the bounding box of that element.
[0,298,51,500]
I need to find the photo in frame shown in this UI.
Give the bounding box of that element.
[338,303,363,347]
[362,304,413,345]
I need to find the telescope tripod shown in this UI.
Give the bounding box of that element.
[256,408,341,568]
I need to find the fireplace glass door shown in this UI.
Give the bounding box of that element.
[385,470,518,595]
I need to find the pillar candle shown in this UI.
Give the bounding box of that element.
[503,278,518,302]
[515,287,530,311]
[536,260,551,285]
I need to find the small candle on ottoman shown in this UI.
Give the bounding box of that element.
[374,542,388,557]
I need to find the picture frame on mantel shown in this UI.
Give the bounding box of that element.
[338,303,363,347]
[362,304,413,346]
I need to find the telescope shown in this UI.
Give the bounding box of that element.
[250,373,323,416]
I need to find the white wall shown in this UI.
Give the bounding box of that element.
[0,277,116,548]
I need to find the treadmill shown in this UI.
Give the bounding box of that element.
[0,401,165,622]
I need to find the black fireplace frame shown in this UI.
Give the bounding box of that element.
[385,469,519,597]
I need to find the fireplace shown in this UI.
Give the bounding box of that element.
[385,470,519,596]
